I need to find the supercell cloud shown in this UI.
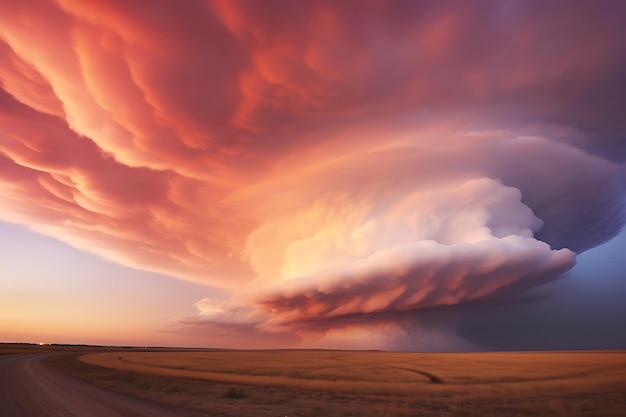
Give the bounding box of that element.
[0,0,624,348]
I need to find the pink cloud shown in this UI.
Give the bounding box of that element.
[1,0,624,347]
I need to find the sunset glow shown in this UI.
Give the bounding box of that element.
[1,0,625,350]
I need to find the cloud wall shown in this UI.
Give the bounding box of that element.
[1,0,624,348]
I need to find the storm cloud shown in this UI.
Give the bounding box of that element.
[1,0,624,348]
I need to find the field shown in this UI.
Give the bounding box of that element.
[70,349,626,417]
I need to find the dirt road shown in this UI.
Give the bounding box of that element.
[0,353,197,417]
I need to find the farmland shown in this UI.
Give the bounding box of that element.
[73,349,626,416]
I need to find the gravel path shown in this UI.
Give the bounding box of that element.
[0,353,197,417]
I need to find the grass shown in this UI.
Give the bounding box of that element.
[223,386,246,398]
[6,345,624,417]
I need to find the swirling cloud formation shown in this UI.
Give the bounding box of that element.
[1,0,624,347]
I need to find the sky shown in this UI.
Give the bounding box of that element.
[1,0,625,351]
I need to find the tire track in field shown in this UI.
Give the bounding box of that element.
[330,355,445,384]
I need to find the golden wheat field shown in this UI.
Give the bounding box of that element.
[77,349,626,417]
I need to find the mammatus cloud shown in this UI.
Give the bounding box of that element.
[1,0,625,348]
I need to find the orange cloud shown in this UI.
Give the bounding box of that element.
[1,0,625,348]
